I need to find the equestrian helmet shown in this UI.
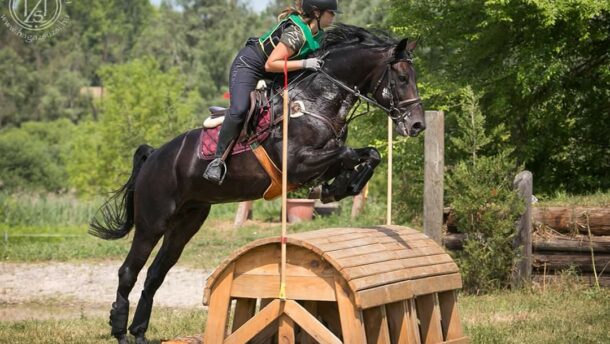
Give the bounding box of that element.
[302,0,341,16]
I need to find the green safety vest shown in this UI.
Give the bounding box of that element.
[258,14,324,60]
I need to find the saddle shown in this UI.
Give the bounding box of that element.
[198,84,297,200]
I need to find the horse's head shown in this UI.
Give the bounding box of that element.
[372,38,425,137]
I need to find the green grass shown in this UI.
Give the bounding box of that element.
[536,190,610,207]
[460,285,610,343]
[0,196,393,267]
[0,286,608,343]
[0,306,207,344]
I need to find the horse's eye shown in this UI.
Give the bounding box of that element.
[399,75,408,83]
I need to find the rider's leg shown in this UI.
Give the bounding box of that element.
[203,47,263,184]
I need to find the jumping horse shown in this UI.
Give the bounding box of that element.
[90,24,425,344]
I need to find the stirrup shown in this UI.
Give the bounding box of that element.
[203,158,228,185]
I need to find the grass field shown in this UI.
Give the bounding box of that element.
[1,192,609,343]
[0,284,608,344]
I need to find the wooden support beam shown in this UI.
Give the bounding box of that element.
[364,306,391,344]
[203,263,235,342]
[334,277,367,344]
[438,291,464,341]
[424,110,444,244]
[224,299,283,344]
[416,294,444,344]
[284,300,342,344]
[512,170,533,287]
[278,314,295,344]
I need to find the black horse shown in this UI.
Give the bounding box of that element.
[90,24,425,344]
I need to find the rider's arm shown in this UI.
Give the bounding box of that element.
[265,25,307,73]
[265,43,304,72]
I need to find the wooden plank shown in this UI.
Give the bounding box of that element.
[334,276,367,344]
[512,170,533,288]
[407,299,422,344]
[278,314,295,344]
[231,274,336,301]
[299,301,319,344]
[416,294,443,344]
[204,238,279,305]
[306,227,420,245]
[437,291,464,341]
[327,238,438,260]
[224,299,283,344]
[336,245,446,269]
[424,110,444,244]
[234,201,253,228]
[233,245,334,277]
[355,273,463,310]
[284,300,342,344]
[203,263,235,343]
[317,233,429,252]
[232,298,256,333]
[350,263,459,291]
[386,300,420,344]
[342,254,453,280]
[363,306,391,344]
[442,338,470,344]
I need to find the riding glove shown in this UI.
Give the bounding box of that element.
[302,58,322,71]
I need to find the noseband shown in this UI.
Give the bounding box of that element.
[371,59,422,122]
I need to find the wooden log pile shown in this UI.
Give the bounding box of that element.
[443,206,610,287]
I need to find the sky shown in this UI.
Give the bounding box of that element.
[149,0,273,13]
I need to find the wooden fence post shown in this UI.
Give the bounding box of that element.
[512,171,533,287]
[234,201,253,228]
[424,111,444,244]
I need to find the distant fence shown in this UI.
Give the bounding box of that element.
[443,204,610,287]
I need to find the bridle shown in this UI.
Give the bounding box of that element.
[317,55,422,123]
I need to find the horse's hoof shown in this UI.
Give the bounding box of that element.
[308,185,322,199]
[116,334,128,344]
[135,335,148,344]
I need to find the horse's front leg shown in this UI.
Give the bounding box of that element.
[289,145,360,183]
[313,147,381,203]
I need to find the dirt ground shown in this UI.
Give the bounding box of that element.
[0,262,210,321]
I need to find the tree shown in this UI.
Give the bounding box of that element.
[0,120,75,192]
[389,0,610,194]
[92,58,201,191]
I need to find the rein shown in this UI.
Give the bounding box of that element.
[264,53,423,141]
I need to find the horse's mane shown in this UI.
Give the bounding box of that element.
[320,24,396,52]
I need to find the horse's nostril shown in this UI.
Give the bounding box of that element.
[412,122,424,131]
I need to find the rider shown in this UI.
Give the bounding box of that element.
[203,0,340,185]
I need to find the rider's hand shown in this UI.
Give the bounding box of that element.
[302,58,322,71]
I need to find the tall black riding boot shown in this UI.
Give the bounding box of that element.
[203,116,242,185]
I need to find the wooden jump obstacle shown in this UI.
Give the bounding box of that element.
[166,225,467,344]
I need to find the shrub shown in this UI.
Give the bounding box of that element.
[446,87,523,293]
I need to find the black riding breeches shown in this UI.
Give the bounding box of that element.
[228,40,270,124]
[214,40,270,158]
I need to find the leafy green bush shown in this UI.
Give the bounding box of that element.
[0,120,75,193]
[446,87,523,293]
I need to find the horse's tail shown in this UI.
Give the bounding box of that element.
[89,144,156,240]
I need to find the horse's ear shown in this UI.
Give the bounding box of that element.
[395,38,409,56]
[407,37,418,51]
[394,38,417,59]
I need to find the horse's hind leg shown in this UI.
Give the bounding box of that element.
[128,205,211,343]
[111,229,163,344]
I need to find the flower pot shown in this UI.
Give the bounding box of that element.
[286,198,316,223]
